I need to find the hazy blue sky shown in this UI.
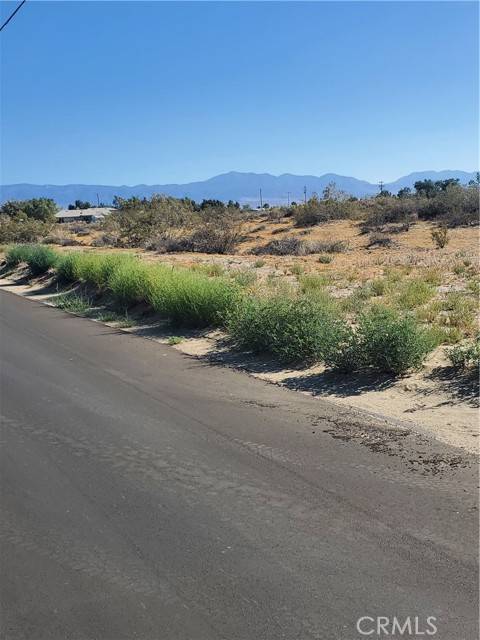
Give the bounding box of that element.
[1,1,478,184]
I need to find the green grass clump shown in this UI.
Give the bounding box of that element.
[55,252,135,288]
[441,292,477,334]
[5,243,57,275]
[52,292,92,314]
[227,295,348,364]
[290,263,305,276]
[395,279,436,310]
[5,244,34,267]
[167,336,184,345]
[148,266,240,328]
[369,278,389,297]
[298,273,331,295]
[25,245,58,275]
[231,269,257,288]
[108,259,152,308]
[56,252,84,282]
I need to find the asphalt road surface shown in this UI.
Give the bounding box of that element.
[0,290,478,640]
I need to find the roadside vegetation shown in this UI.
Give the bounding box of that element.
[5,243,478,377]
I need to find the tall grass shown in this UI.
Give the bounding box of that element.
[147,266,240,327]
[5,244,34,267]
[5,244,57,275]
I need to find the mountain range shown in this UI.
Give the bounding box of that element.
[0,170,476,207]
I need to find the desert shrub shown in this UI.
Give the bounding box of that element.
[252,236,306,256]
[361,197,417,232]
[323,328,365,373]
[369,278,389,297]
[43,233,80,246]
[310,240,348,253]
[149,232,194,253]
[359,305,436,374]
[188,223,242,254]
[0,216,52,244]
[293,195,355,227]
[227,295,348,364]
[318,254,333,264]
[147,267,240,327]
[431,226,449,249]
[91,233,119,247]
[418,183,479,226]
[253,236,346,256]
[396,279,436,310]
[367,233,394,248]
[447,335,480,369]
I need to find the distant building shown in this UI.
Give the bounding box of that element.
[55,207,114,223]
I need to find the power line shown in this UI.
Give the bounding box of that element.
[0,0,27,33]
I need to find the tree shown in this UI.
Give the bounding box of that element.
[68,199,92,210]
[200,199,225,210]
[322,181,348,201]
[468,172,480,186]
[397,187,411,199]
[0,198,57,222]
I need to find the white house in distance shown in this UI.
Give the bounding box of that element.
[56,207,114,224]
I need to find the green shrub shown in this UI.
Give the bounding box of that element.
[25,245,58,275]
[227,295,348,364]
[447,336,480,369]
[431,226,449,249]
[323,328,364,372]
[359,306,436,374]
[318,254,333,264]
[298,273,331,295]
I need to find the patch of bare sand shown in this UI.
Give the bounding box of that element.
[172,334,478,455]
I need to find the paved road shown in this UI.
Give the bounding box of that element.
[0,290,478,640]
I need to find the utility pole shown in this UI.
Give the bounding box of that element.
[378,181,384,195]
[96,193,100,207]
[303,185,307,204]
[259,188,263,209]
[287,192,291,206]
